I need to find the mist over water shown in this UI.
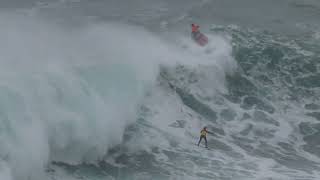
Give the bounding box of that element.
[0,14,163,180]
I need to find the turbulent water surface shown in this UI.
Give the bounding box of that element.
[0,0,320,180]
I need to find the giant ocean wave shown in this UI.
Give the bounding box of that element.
[0,0,320,180]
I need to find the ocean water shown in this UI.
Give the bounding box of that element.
[0,0,319,180]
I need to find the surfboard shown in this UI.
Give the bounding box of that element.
[192,32,208,46]
[195,144,210,150]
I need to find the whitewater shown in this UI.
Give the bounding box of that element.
[0,0,319,180]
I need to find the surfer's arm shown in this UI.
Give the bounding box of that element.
[207,131,214,135]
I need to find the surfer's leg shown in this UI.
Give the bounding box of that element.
[204,136,208,148]
[195,32,201,39]
[197,136,203,146]
[191,32,196,40]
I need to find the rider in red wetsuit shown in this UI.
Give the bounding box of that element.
[191,23,200,40]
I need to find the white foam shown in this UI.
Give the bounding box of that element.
[0,13,173,180]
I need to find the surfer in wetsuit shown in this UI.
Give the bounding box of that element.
[191,23,201,40]
[197,127,212,148]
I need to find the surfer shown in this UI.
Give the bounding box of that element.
[191,23,201,40]
[191,23,208,46]
[197,127,213,148]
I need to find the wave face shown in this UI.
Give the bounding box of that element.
[0,0,320,180]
